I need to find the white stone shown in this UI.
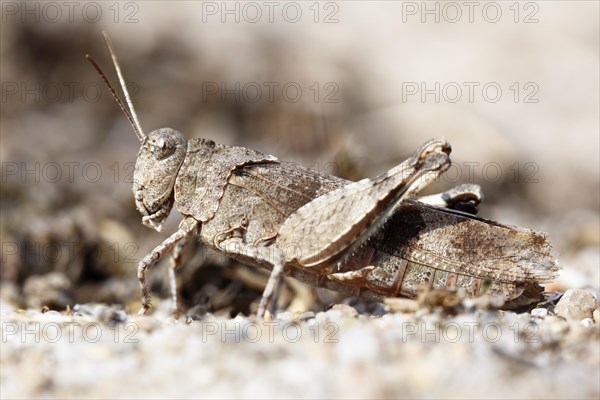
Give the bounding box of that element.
[555,289,598,320]
[531,308,548,318]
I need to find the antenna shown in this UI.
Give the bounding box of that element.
[85,31,146,142]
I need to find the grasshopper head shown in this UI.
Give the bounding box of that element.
[133,128,188,231]
[86,33,190,232]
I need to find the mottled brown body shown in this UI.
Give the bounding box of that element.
[201,161,557,309]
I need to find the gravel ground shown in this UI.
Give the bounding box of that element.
[1,2,599,399]
[1,291,599,399]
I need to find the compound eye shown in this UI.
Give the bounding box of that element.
[152,135,176,160]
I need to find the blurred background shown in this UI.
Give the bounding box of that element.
[1,1,598,315]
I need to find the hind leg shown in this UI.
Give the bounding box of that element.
[417,183,483,214]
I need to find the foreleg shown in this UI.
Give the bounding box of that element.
[137,218,199,315]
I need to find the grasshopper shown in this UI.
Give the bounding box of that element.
[87,33,559,318]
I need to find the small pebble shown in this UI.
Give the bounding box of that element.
[325,309,343,320]
[555,289,598,320]
[275,311,295,322]
[531,308,548,318]
[331,304,359,318]
[314,311,328,324]
[581,318,594,327]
